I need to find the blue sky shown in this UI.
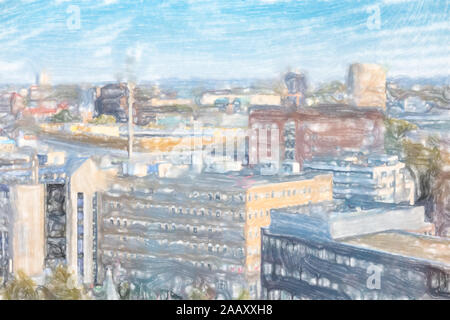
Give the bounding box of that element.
[0,0,448,84]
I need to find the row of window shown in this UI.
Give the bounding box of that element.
[247,186,327,202]
[101,249,246,274]
[248,210,270,220]
[104,234,245,258]
[263,237,377,270]
[106,199,245,221]
[263,237,431,286]
[106,217,230,236]
[189,191,246,203]
[264,262,339,291]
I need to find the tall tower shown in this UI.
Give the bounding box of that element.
[347,63,386,110]
[284,72,307,109]
[127,82,135,159]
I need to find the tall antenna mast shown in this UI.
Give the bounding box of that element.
[127,82,135,159]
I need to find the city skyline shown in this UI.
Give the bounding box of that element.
[0,0,448,84]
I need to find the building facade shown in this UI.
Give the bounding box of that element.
[347,63,386,110]
[96,172,332,299]
[248,105,385,169]
[261,225,450,300]
[303,154,416,205]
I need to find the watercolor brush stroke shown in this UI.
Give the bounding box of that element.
[0,0,448,300]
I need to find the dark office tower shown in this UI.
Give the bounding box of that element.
[284,72,308,109]
[94,83,129,122]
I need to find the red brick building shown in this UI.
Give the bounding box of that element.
[248,104,385,168]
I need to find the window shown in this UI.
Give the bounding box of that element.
[216,210,221,218]
[77,193,84,277]
[193,227,197,234]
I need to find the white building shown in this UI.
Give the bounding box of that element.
[303,154,415,205]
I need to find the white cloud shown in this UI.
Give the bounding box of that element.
[382,0,419,4]
[126,43,145,63]
[76,17,133,47]
[94,46,112,57]
[54,0,71,4]
[1,24,55,49]
[0,60,25,72]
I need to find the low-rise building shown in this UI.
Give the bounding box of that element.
[303,154,415,205]
[261,213,450,299]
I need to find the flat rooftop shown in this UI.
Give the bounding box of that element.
[341,231,450,266]
[110,170,330,193]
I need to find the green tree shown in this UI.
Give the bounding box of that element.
[50,109,79,123]
[1,270,39,300]
[42,265,86,300]
[403,138,442,200]
[189,288,209,300]
[384,118,417,155]
[235,289,250,300]
[90,114,117,124]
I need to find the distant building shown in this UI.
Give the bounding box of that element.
[249,105,385,169]
[96,171,332,299]
[0,137,16,152]
[284,72,307,109]
[303,154,416,205]
[10,92,26,116]
[347,63,386,110]
[261,211,450,299]
[95,83,129,123]
[0,93,12,115]
[36,71,51,87]
[200,90,281,110]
